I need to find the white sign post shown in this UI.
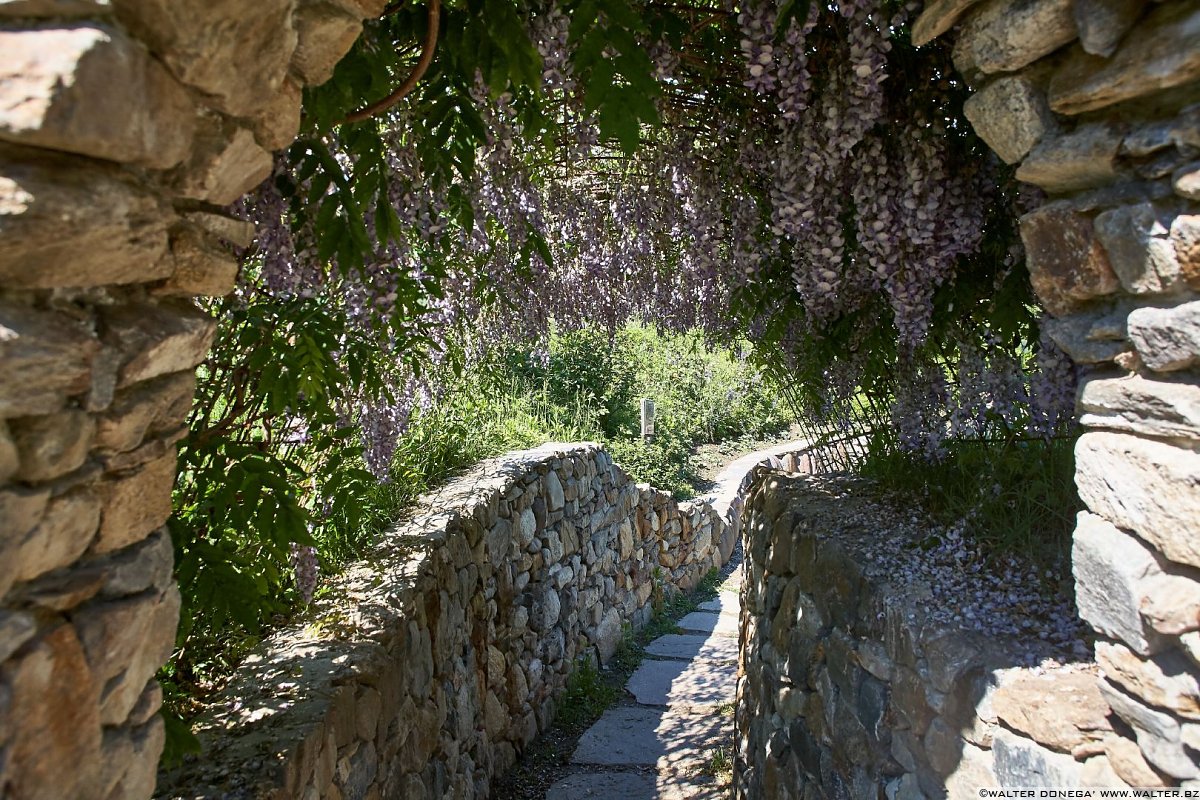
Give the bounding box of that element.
[640,398,655,441]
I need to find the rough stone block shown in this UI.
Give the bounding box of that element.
[181,210,256,249]
[1076,433,1200,568]
[96,370,195,454]
[1098,641,1200,721]
[1041,304,1132,364]
[1019,203,1119,316]
[1174,214,1200,290]
[1126,301,1200,372]
[1079,372,1200,441]
[171,121,274,206]
[1104,732,1172,787]
[1101,678,1200,780]
[1176,163,1200,203]
[97,426,184,474]
[1141,572,1200,637]
[992,727,1084,787]
[96,714,165,800]
[111,0,299,118]
[100,302,215,388]
[0,609,36,662]
[1049,3,1200,115]
[1072,511,1166,654]
[8,410,94,482]
[94,449,176,554]
[0,25,194,168]
[911,0,985,46]
[14,484,99,583]
[291,0,363,86]
[99,526,174,598]
[945,741,999,795]
[1080,753,1131,788]
[0,486,47,588]
[331,0,388,17]
[0,623,102,800]
[952,0,1077,75]
[75,585,180,725]
[1016,122,1123,194]
[1073,0,1142,57]
[249,77,303,152]
[594,606,622,662]
[1124,106,1200,157]
[0,148,171,289]
[1094,203,1182,294]
[0,302,97,416]
[964,76,1057,165]
[0,418,17,484]
[993,669,1112,753]
[153,223,240,297]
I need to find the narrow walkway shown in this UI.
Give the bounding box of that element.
[545,569,743,799]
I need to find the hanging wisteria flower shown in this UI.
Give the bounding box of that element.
[290,542,320,603]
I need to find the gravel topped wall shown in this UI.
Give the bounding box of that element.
[0,3,379,798]
[735,473,1128,800]
[156,442,809,800]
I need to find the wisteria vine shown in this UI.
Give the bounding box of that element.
[224,0,1077,598]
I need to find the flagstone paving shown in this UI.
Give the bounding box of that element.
[545,570,741,799]
[642,633,738,662]
[542,441,807,800]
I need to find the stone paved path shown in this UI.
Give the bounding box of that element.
[545,571,742,800]
[542,439,808,800]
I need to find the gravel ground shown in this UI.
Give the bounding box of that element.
[790,475,1093,669]
[687,424,803,495]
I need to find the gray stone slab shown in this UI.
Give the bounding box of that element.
[547,772,730,800]
[626,657,737,707]
[644,633,738,663]
[572,706,733,770]
[677,611,738,638]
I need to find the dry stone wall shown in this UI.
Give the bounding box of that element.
[916,0,1200,788]
[0,2,378,798]
[735,473,1136,799]
[156,442,762,800]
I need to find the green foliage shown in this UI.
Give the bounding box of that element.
[566,0,662,153]
[555,657,619,727]
[503,327,639,438]
[606,432,695,497]
[859,434,1081,566]
[169,292,393,688]
[502,324,791,496]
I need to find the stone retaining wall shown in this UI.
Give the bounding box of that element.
[0,2,377,798]
[914,0,1200,788]
[157,442,803,800]
[735,473,1134,800]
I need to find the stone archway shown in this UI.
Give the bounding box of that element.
[1,0,1197,797]
[0,2,378,797]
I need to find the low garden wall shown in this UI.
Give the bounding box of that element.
[158,440,808,799]
[735,472,1151,799]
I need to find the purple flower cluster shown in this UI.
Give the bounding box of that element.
[230,3,1064,485]
[290,542,319,603]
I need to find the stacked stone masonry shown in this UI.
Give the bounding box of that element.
[735,474,1147,799]
[154,441,801,799]
[0,1,381,798]
[738,0,1200,790]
